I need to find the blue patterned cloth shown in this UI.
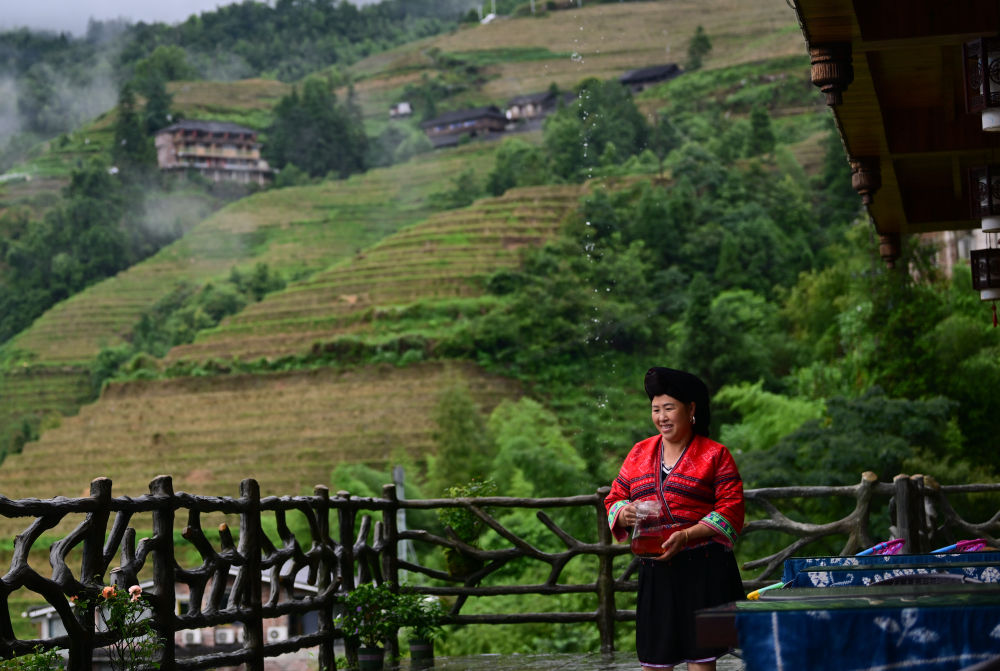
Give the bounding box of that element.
[786,560,1000,588]
[782,552,1000,583]
[736,590,1000,671]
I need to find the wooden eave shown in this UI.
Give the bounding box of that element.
[794,0,1000,234]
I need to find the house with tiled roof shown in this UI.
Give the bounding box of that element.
[155,120,274,186]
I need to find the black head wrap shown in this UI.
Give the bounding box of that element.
[643,367,711,437]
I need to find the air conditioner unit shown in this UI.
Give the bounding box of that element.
[181,629,202,645]
[266,626,288,642]
[214,628,236,645]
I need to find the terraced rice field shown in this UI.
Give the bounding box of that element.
[347,1,802,114]
[164,185,582,363]
[6,144,496,366]
[0,361,518,514]
[0,366,93,431]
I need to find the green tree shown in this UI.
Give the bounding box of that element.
[687,25,712,71]
[264,77,367,178]
[747,105,775,155]
[740,389,959,487]
[813,121,861,231]
[488,398,589,498]
[425,384,495,494]
[715,380,825,455]
[542,78,649,181]
[132,44,197,89]
[648,115,681,176]
[677,272,716,388]
[486,138,550,196]
[111,83,156,179]
[142,74,174,134]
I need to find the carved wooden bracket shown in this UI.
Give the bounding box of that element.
[850,156,881,205]
[810,42,854,105]
[879,232,902,269]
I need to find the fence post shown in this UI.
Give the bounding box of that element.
[150,475,177,671]
[239,478,265,671]
[70,478,112,671]
[893,474,924,553]
[382,483,400,661]
[594,486,616,653]
[315,485,337,671]
[337,490,357,668]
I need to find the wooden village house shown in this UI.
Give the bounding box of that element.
[420,105,508,147]
[505,90,575,122]
[389,101,413,119]
[154,120,274,186]
[618,63,682,93]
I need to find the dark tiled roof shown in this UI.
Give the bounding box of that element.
[507,91,556,106]
[158,119,258,136]
[619,63,682,84]
[421,106,506,128]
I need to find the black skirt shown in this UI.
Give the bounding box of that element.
[635,542,745,667]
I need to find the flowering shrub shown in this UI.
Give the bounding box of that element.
[0,645,63,671]
[395,589,445,642]
[333,582,402,648]
[76,584,162,671]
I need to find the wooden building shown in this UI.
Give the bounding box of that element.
[619,63,682,93]
[505,90,573,121]
[791,0,1000,286]
[420,105,508,148]
[155,120,274,186]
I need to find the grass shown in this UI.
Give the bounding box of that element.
[445,47,574,66]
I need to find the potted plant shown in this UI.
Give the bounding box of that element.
[395,588,445,669]
[334,581,400,670]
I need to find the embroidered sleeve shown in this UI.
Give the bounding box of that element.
[607,500,628,530]
[698,443,744,547]
[604,470,633,543]
[699,511,738,547]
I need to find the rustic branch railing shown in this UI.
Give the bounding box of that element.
[0,471,997,670]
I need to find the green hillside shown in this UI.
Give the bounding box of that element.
[344,0,803,122]
[6,144,494,365]
[0,143,494,459]
[0,0,813,467]
[166,184,581,363]
[0,0,858,502]
[0,361,517,507]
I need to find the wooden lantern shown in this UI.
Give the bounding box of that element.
[971,247,1000,300]
[963,37,1000,131]
[968,165,1000,231]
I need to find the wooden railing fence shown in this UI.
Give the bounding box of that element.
[0,471,997,670]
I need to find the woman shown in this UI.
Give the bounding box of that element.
[605,367,745,671]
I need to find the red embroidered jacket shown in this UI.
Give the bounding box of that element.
[605,434,744,547]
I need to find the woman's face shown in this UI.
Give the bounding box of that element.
[650,394,695,444]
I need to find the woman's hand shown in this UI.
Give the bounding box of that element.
[619,503,639,527]
[654,527,690,561]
